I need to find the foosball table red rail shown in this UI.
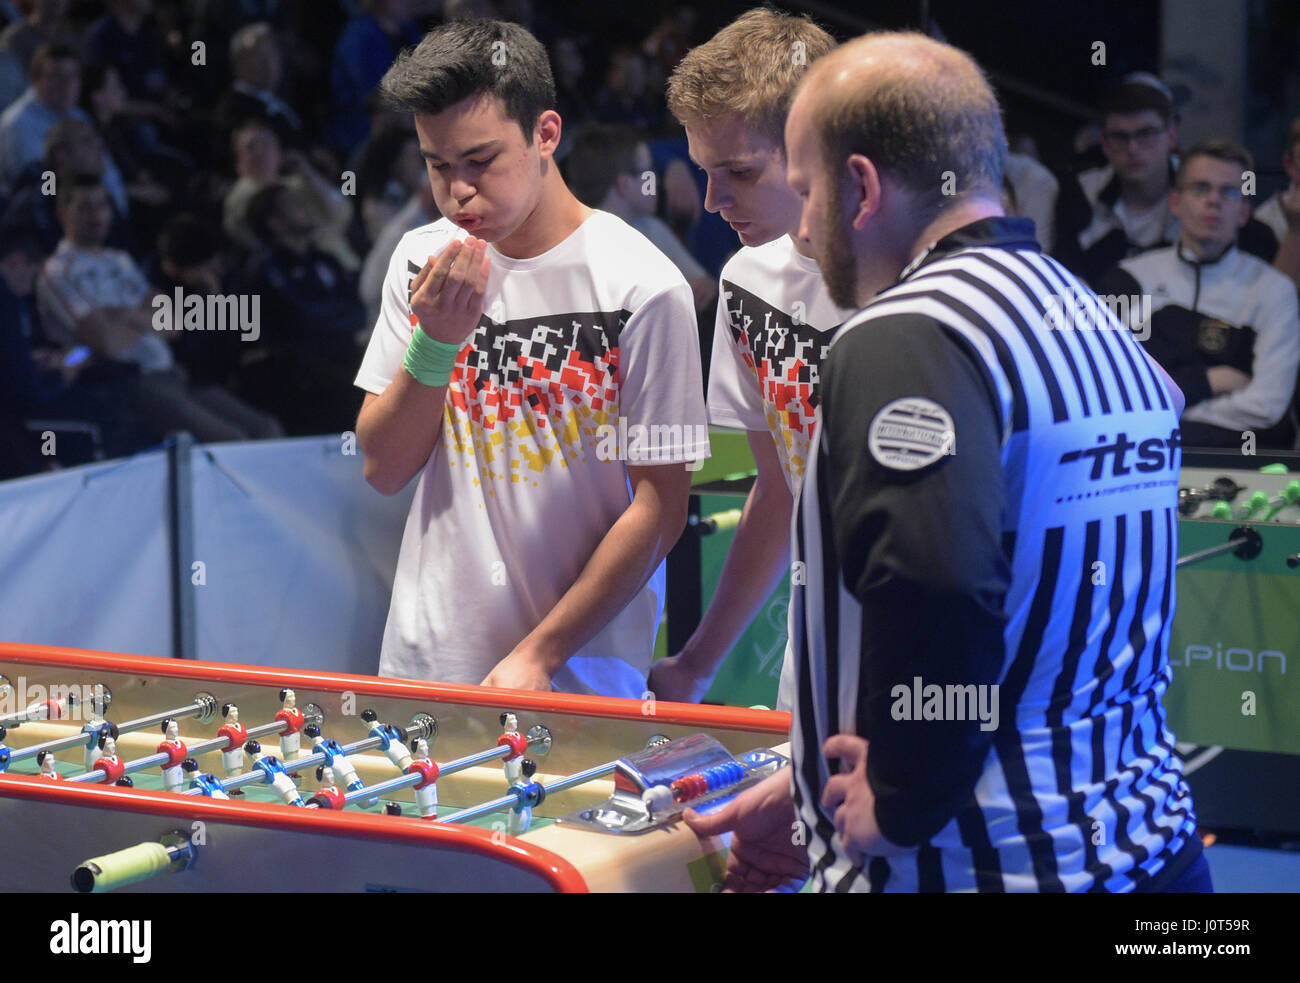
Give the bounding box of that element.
[0,643,790,893]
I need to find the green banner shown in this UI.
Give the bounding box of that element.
[1166,520,1300,754]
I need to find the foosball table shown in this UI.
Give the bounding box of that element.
[0,644,791,892]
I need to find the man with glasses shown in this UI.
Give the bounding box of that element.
[1054,75,1180,284]
[1099,140,1300,448]
[1055,75,1275,285]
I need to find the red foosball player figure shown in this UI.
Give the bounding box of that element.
[156,718,188,794]
[497,713,527,785]
[306,765,347,810]
[36,750,61,780]
[216,703,248,795]
[92,736,125,785]
[276,689,307,777]
[408,738,439,819]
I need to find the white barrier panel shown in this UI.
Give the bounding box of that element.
[190,437,414,674]
[0,453,173,657]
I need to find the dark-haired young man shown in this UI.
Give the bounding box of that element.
[1054,75,1275,285]
[354,20,707,695]
[1098,141,1300,448]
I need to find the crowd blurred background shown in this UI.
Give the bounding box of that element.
[3,0,1300,478]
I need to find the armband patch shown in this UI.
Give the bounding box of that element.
[867,397,955,470]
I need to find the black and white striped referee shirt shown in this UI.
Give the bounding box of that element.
[790,216,1199,892]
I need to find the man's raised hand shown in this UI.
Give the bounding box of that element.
[410,237,492,345]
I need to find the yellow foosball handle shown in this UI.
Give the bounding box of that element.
[71,832,193,893]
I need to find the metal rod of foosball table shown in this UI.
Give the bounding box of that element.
[110,698,217,737]
[340,744,514,805]
[179,720,430,795]
[70,719,289,785]
[438,760,618,826]
[8,697,219,767]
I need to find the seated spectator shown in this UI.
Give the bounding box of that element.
[324,0,422,153]
[0,229,161,467]
[224,116,358,271]
[0,0,76,76]
[154,214,247,391]
[1055,74,1274,284]
[81,62,188,198]
[82,0,169,105]
[35,175,283,443]
[0,42,89,197]
[566,123,715,314]
[2,115,131,255]
[1098,141,1300,448]
[236,182,366,435]
[214,21,305,149]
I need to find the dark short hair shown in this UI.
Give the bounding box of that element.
[1102,82,1173,126]
[1176,138,1254,186]
[159,214,222,268]
[29,42,79,80]
[379,19,556,141]
[565,124,644,206]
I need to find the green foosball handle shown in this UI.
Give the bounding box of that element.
[1263,480,1300,521]
[71,832,193,893]
[709,509,743,534]
[1241,490,1269,518]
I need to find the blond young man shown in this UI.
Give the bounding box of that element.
[648,9,850,707]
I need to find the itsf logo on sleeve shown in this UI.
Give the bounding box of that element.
[867,397,955,470]
[49,915,151,963]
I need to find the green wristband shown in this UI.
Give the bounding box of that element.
[403,324,463,387]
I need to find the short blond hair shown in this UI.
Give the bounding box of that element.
[666,9,836,148]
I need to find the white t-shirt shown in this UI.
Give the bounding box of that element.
[355,210,709,696]
[706,235,854,713]
[36,240,174,372]
[707,235,855,491]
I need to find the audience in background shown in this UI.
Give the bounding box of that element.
[325,0,422,153]
[5,2,1300,482]
[3,115,131,255]
[224,116,358,271]
[215,21,304,148]
[566,123,715,315]
[36,175,282,443]
[1098,141,1300,448]
[237,182,366,436]
[1055,73,1276,285]
[0,0,75,76]
[0,42,88,196]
